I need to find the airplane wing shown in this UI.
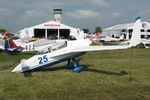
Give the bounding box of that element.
[72,45,129,52]
[72,16,141,52]
[7,48,17,51]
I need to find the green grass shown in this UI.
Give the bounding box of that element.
[0,49,150,100]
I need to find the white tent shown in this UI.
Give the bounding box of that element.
[17,21,86,40]
[102,21,150,40]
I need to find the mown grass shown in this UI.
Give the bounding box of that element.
[0,48,150,100]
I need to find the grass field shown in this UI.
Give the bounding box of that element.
[0,48,150,100]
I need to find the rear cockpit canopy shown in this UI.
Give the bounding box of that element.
[37,41,67,55]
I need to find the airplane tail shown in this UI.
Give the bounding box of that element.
[129,16,141,47]
[4,38,23,52]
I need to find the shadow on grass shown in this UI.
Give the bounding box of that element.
[20,52,37,55]
[84,67,128,76]
[40,64,128,76]
[41,65,71,72]
[21,58,128,76]
[23,72,33,77]
[0,60,21,72]
[1,51,37,56]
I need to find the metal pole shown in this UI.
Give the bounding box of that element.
[129,47,133,82]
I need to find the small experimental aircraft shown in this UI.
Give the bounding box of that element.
[141,39,150,48]
[4,38,24,52]
[100,35,125,42]
[12,17,142,73]
[13,38,60,52]
[0,38,66,52]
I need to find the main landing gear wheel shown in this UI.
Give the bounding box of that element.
[67,58,83,73]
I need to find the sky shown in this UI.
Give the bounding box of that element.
[0,0,150,32]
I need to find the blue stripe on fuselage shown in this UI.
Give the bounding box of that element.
[23,52,86,72]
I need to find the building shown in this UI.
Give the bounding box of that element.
[102,21,150,40]
[17,20,86,40]
[16,9,86,40]
[53,9,62,23]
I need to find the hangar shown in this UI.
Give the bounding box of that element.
[17,21,86,40]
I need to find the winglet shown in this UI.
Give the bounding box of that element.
[135,16,141,21]
[129,16,141,47]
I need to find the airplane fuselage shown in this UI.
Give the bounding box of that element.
[12,39,90,72]
[12,52,86,72]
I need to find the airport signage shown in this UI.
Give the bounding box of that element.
[44,24,61,27]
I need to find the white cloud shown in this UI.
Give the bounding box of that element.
[17,9,48,25]
[101,12,121,20]
[67,10,103,20]
[138,9,150,17]
[111,12,121,18]
[0,8,14,18]
[24,9,43,19]
[89,0,109,6]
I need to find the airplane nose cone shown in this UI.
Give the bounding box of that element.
[12,63,23,73]
[11,68,18,72]
[12,62,31,73]
[12,59,29,73]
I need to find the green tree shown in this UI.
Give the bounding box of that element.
[95,26,102,33]
[0,29,6,33]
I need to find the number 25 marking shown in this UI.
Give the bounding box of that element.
[38,55,48,64]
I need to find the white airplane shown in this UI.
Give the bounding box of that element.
[141,39,150,48]
[0,38,66,52]
[100,36,123,42]
[14,38,61,52]
[12,17,141,73]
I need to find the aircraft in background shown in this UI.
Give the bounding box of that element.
[141,39,150,48]
[12,17,142,73]
[4,38,24,52]
[100,35,124,42]
[0,38,66,52]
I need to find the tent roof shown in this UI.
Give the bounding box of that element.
[25,20,77,30]
[104,21,150,31]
